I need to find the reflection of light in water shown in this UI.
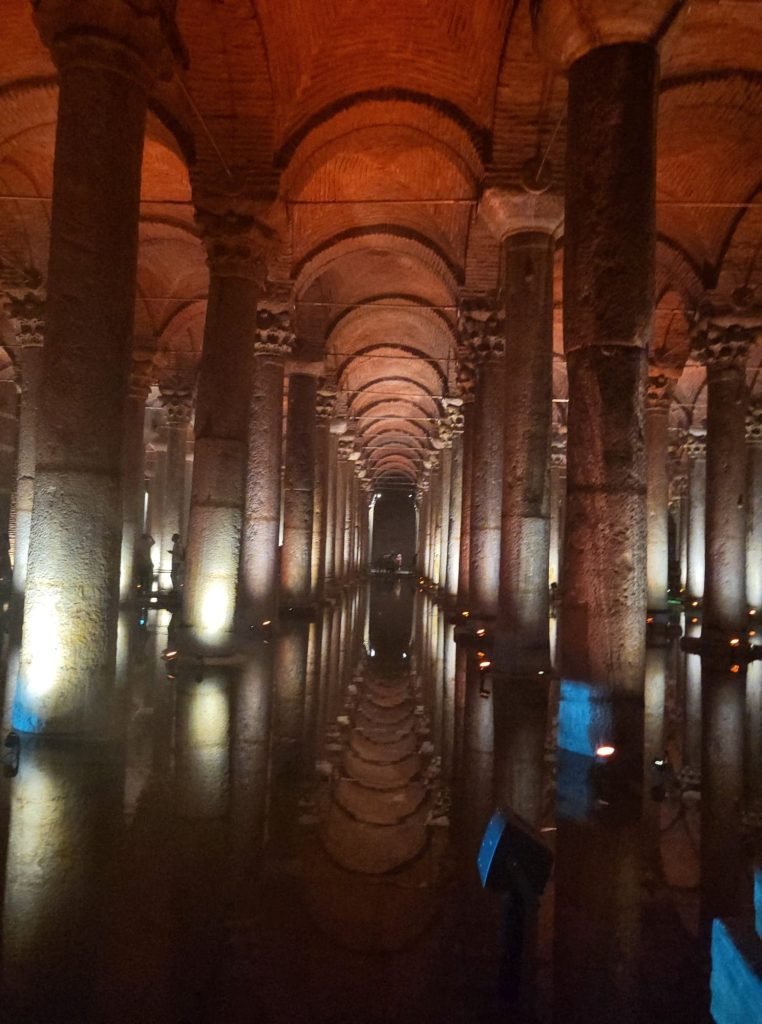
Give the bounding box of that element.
[176,676,230,819]
[200,581,233,636]
[23,593,63,699]
[188,680,229,746]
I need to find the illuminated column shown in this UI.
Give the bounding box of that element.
[281,370,317,608]
[445,406,464,601]
[324,426,340,586]
[0,378,16,540]
[456,359,476,608]
[119,349,152,602]
[465,302,505,620]
[184,207,260,645]
[548,432,567,588]
[311,384,335,599]
[157,379,192,593]
[747,399,762,609]
[645,370,673,613]
[240,285,293,624]
[14,2,170,733]
[6,293,44,597]
[496,229,556,671]
[685,433,706,602]
[535,12,663,703]
[692,320,753,638]
[429,454,442,584]
[438,440,452,590]
[334,435,353,582]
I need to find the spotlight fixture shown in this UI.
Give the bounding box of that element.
[595,744,616,759]
[729,637,741,647]
[479,659,491,671]
[476,627,486,637]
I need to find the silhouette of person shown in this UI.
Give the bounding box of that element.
[169,533,185,593]
[136,533,155,595]
[0,531,11,584]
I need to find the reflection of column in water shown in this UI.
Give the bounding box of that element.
[231,642,274,858]
[460,656,494,855]
[683,617,702,771]
[453,646,467,783]
[174,672,230,820]
[492,674,549,827]
[302,620,320,770]
[2,740,120,1021]
[431,604,444,753]
[700,658,745,926]
[273,621,310,777]
[746,659,762,804]
[441,623,457,778]
[642,641,668,858]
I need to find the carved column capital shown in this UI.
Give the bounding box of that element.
[255,282,295,357]
[316,383,337,423]
[128,347,154,402]
[159,376,193,425]
[33,0,175,88]
[646,370,673,412]
[5,291,45,348]
[747,398,762,448]
[690,320,756,373]
[196,206,270,282]
[683,433,707,460]
[459,297,505,362]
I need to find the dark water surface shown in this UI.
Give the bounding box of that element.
[1,579,755,1023]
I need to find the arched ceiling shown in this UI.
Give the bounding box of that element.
[0,0,759,480]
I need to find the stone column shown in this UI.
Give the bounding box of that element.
[548,432,567,589]
[0,378,16,541]
[239,283,293,626]
[464,302,505,621]
[119,350,152,602]
[14,2,170,733]
[282,370,317,608]
[311,384,335,600]
[685,433,706,603]
[496,230,555,672]
[324,424,340,586]
[747,399,762,610]
[535,9,664,704]
[428,454,442,584]
[183,208,260,646]
[645,370,673,613]
[456,359,476,608]
[333,435,353,583]
[437,441,451,590]
[157,379,192,593]
[691,320,753,638]
[445,405,464,602]
[5,293,44,596]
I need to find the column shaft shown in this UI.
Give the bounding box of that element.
[445,430,464,601]
[10,328,42,596]
[15,36,152,732]
[561,42,655,694]
[119,389,147,602]
[645,385,671,612]
[457,403,474,607]
[469,353,505,619]
[281,374,317,607]
[497,232,554,668]
[686,442,706,600]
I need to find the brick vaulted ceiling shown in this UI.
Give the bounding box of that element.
[0,0,761,485]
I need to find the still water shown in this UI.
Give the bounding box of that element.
[0,579,757,1022]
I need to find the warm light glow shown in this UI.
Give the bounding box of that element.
[24,593,63,699]
[749,630,757,637]
[691,616,699,624]
[478,659,491,670]
[476,628,486,637]
[199,581,233,636]
[691,600,699,608]
[261,619,271,627]
[461,611,469,619]
[730,664,741,674]
[750,609,757,616]
[729,637,741,647]
[595,744,616,758]
[646,616,654,624]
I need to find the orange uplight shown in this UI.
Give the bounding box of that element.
[595,744,616,758]
[691,600,699,608]
[646,616,654,624]
[461,610,470,619]
[749,630,757,637]
[476,628,486,637]
[730,664,741,674]
[729,637,741,647]
[691,617,699,624]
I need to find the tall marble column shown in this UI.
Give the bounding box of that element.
[456,358,476,609]
[548,430,567,589]
[14,2,170,733]
[5,292,44,597]
[119,349,152,602]
[496,230,555,672]
[312,383,335,600]
[645,370,673,613]
[444,404,464,602]
[535,9,664,703]
[157,379,192,593]
[464,301,505,621]
[437,440,452,590]
[324,423,341,586]
[282,370,317,608]
[685,433,706,603]
[239,283,293,626]
[184,207,260,645]
[691,320,753,638]
[747,398,762,610]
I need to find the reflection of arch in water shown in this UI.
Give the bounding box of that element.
[304,657,447,952]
